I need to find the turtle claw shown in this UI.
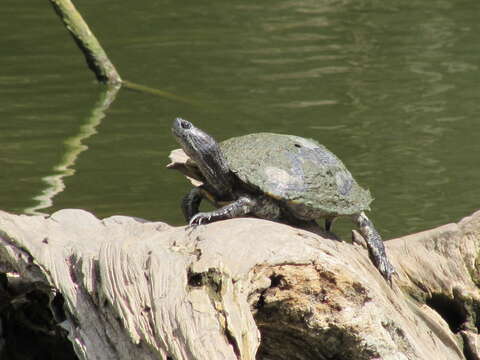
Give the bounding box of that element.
[184,215,203,233]
[189,212,212,226]
[378,260,396,286]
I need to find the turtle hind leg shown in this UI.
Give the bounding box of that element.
[352,212,395,283]
[181,188,203,222]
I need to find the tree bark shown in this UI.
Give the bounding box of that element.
[0,209,479,360]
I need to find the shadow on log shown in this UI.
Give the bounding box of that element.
[0,209,479,360]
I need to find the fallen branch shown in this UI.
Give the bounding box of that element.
[49,0,121,85]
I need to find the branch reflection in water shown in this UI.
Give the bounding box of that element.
[24,84,121,215]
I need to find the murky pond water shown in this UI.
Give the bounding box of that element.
[1,0,479,239]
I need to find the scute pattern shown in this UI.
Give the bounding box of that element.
[220,133,372,216]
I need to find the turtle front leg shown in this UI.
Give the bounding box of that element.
[352,212,395,283]
[181,188,203,222]
[325,217,337,232]
[189,196,257,226]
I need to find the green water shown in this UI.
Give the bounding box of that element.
[1,0,479,239]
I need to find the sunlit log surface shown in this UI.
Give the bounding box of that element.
[0,209,479,360]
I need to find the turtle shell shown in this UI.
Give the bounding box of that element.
[220,133,372,217]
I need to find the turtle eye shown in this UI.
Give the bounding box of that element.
[180,120,191,129]
[294,143,301,148]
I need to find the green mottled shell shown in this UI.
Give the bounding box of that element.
[220,133,372,216]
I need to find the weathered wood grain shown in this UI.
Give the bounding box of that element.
[0,209,479,359]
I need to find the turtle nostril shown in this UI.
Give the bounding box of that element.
[294,143,301,148]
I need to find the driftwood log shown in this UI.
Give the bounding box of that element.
[0,209,479,360]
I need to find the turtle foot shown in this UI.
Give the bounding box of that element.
[377,258,396,286]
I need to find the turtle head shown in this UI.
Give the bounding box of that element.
[172,118,233,199]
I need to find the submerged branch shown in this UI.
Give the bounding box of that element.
[123,80,204,107]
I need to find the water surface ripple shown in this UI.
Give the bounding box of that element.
[0,0,479,238]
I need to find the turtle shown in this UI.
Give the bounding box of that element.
[169,118,395,282]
